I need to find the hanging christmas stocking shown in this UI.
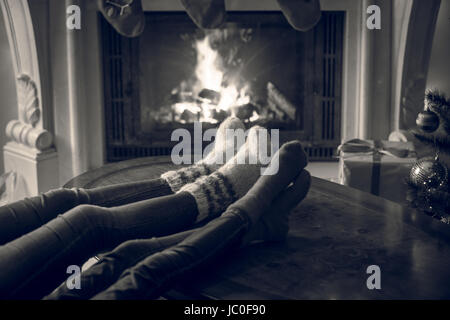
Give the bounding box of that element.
[180,0,226,29]
[97,0,145,38]
[277,0,322,31]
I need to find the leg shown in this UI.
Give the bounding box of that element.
[0,125,277,299]
[0,117,244,245]
[93,208,251,300]
[46,151,309,301]
[45,228,198,300]
[0,178,172,246]
[93,142,310,300]
[0,192,198,299]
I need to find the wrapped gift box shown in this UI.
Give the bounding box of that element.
[338,139,417,204]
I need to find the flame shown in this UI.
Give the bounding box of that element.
[249,110,260,122]
[173,102,201,115]
[195,37,223,92]
[171,32,255,124]
[194,35,251,118]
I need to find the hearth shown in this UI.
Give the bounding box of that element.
[101,11,344,162]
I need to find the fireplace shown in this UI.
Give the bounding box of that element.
[101,11,344,162]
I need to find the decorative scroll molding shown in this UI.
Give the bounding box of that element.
[17,74,40,127]
[0,0,54,151]
[5,120,53,151]
[4,74,53,151]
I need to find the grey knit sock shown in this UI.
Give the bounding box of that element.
[161,117,245,192]
[241,166,310,246]
[179,126,272,222]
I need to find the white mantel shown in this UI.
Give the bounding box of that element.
[0,0,58,199]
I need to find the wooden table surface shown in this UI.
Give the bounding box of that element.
[65,157,450,299]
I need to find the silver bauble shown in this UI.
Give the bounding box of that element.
[410,157,449,189]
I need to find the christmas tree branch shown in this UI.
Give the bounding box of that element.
[425,89,450,134]
[412,131,450,154]
[407,180,450,220]
[425,89,450,110]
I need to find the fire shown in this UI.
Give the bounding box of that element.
[173,32,252,124]
[195,37,223,93]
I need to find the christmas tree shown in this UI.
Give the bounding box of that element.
[407,89,450,222]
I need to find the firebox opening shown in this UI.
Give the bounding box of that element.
[102,11,344,162]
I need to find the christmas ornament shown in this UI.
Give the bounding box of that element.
[409,157,448,189]
[416,109,440,133]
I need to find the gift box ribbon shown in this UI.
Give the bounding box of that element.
[338,139,415,196]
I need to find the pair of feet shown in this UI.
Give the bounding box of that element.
[97,0,322,38]
[162,117,311,245]
[237,142,311,245]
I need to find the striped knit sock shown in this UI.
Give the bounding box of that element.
[161,117,245,192]
[179,126,272,223]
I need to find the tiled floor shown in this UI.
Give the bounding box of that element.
[305,161,340,183]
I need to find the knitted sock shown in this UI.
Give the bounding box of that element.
[242,169,311,245]
[180,0,226,29]
[161,117,245,192]
[179,125,272,223]
[97,0,145,38]
[277,0,322,32]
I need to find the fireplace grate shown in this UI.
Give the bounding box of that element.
[110,146,173,160]
[108,145,337,163]
[317,12,343,142]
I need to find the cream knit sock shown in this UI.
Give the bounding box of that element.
[161,117,245,192]
[179,126,272,222]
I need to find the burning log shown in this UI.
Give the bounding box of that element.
[211,109,229,122]
[198,88,221,105]
[231,103,257,121]
[171,91,195,104]
[267,99,286,120]
[267,82,297,121]
[180,109,200,123]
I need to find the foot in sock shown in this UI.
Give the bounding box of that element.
[161,117,245,192]
[179,125,273,223]
[226,141,309,242]
[242,169,311,245]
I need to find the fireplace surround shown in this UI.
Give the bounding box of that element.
[2,0,440,196]
[102,10,344,162]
